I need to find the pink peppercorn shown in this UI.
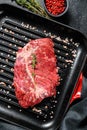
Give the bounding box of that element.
[45,0,66,15]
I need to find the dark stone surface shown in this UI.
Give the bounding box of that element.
[0,0,87,130]
[54,0,87,37]
[66,0,87,37]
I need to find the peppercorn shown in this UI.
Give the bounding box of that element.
[45,0,66,15]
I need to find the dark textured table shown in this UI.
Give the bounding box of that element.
[0,0,87,130]
[54,0,87,37]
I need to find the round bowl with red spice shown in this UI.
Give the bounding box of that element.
[44,0,69,17]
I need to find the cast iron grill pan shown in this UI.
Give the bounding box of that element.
[0,3,87,130]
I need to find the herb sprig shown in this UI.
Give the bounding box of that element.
[32,54,37,69]
[32,54,37,78]
[16,0,49,18]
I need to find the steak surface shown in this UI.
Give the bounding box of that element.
[13,38,60,108]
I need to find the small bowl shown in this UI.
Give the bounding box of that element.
[44,0,69,18]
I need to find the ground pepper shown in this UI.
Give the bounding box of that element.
[45,0,66,15]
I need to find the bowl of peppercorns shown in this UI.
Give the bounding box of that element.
[44,0,69,17]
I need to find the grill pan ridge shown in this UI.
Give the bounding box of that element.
[0,3,87,130]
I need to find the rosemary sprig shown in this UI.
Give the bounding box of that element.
[16,0,49,18]
[31,54,37,78]
[28,0,48,17]
[32,72,36,78]
[32,54,37,69]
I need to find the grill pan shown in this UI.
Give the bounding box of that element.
[0,1,87,130]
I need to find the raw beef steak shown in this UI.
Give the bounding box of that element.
[13,38,60,108]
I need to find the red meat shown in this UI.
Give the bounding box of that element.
[13,38,60,108]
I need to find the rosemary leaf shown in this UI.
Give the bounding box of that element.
[16,0,49,18]
[16,0,27,5]
[32,72,36,78]
[32,54,37,69]
[29,0,48,17]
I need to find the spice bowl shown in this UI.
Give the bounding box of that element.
[43,0,69,18]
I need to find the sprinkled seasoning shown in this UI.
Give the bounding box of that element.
[6,59,8,62]
[7,105,11,109]
[9,30,14,34]
[55,36,62,41]
[50,115,53,119]
[11,68,14,72]
[19,109,22,112]
[0,69,4,72]
[8,85,12,89]
[32,107,42,114]
[8,98,11,101]
[4,28,9,32]
[45,106,48,109]
[57,91,60,95]
[6,91,9,94]
[0,82,6,86]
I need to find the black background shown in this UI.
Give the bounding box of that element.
[0,0,87,130]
